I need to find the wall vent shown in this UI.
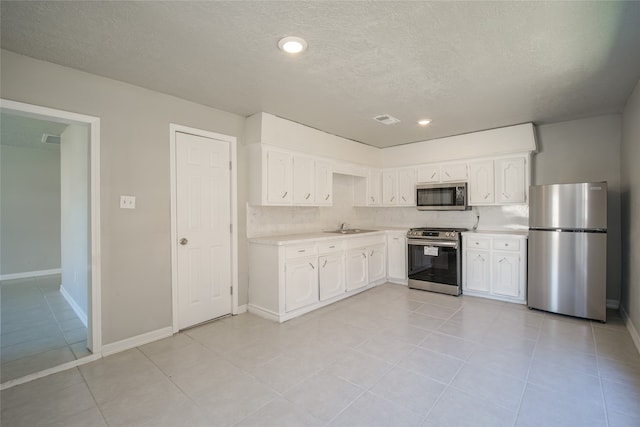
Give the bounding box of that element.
[373,114,400,125]
[41,133,61,144]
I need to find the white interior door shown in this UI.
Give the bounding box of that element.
[176,131,231,329]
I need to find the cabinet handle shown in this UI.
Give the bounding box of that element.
[431,172,437,179]
[505,243,509,247]
[282,191,288,199]
[323,260,327,268]
[401,196,406,201]
[475,242,479,245]
[390,196,395,202]
[298,249,306,253]
[476,255,485,261]
[362,253,367,259]
[325,194,330,200]
[329,245,335,248]
[305,193,311,200]
[499,258,506,263]
[370,250,374,256]
[309,263,315,269]
[445,171,451,178]
[483,193,490,199]
[370,196,375,202]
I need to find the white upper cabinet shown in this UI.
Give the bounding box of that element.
[495,157,526,204]
[440,162,468,182]
[315,161,333,205]
[417,164,440,183]
[468,155,529,206]
[382,171,398,205]
[292,156,315,204]
[397,168,416,205]
[249,145,334,207]
[265,149,293,204]
[367,170,382,206]
[468,159,495,205]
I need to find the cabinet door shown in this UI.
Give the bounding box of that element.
[292,156,315,204]
[368,244,386,283]
[315,161,333,205]
[266,150,292,204]
[382,171,397,205]
[346,249,368,291]
[387,234,407,281]
[285,257,319,312]
[464,250,490,293]
[417,165,440,183]
[495,157,526,204]
[468,160,495,205]
[319,253,345,301]
[441,162,468,182]
[397,169,416,205]
[492,252,521,297]
[367,170,381,206]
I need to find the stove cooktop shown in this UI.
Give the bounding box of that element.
[407,227,469,239]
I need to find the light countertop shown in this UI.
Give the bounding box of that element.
[462,229,529,237]
[249,227,408,246]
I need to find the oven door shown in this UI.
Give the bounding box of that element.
[407,239,461,295]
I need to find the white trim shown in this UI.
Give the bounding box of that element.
[0,353,102,391]
[606,299,620,309]
[247,304,280,322]
[236,304,248,314]
[60,286,88,327]
[169,124,238,333]
[0,269,61,281]
[101,327,174,357]
[0,99,102,356]
[621,306,640,355]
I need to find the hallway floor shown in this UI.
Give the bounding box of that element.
[1,274,89,383]
[1,283,640,426]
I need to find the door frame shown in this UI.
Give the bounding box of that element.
[0,98,102,356]
[169,124,238,333]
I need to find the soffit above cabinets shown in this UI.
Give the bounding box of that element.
[2,2,640,148]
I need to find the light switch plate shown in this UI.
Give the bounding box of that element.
[120,195,136,209]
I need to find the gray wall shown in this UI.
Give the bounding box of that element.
[0,49,247,345]
[621,79,640,339]
[60,124,90,318]
[533,115,622,304]
[0,143,61,275]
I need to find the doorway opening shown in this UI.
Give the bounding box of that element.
[0,99,101,387]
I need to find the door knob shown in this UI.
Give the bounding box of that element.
[179,238,188,245]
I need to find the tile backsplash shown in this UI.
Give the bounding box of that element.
[247,174,528,238]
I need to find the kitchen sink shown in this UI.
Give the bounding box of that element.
[323,229,377,234]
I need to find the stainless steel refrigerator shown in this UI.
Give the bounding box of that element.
[528,182,607,322]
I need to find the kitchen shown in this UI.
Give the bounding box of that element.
[1,1,640,425]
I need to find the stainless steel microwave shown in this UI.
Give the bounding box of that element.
[416,182,470,211]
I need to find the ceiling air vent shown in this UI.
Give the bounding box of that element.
[41,133,61,144]
[373,114,400,125]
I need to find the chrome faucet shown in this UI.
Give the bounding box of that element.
[340,222,349,231]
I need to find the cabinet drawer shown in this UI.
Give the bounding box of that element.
[318,240,345,254]
[285,244,318,259]
[493,238,520,251]
[465,236,490,250]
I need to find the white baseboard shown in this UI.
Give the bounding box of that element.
[0,269,61,281]
[621,306,640,355]
[101,327,174,357]
[1,353,101,391]
[606,299,620,309]
[235,304,248,314]
[60,286,88,327]
[247,304,280,322]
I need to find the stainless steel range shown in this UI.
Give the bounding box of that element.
[407,227,467,296]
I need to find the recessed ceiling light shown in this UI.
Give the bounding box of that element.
[418,119,432,126]
[278,36,308,54]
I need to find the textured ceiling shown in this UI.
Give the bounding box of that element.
[0,113,67,151]
[2,1,640,148]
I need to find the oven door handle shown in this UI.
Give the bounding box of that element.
[407,239,458,248]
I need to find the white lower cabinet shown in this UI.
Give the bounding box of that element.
[248,232,389,322]
[368,244,386,283]
[319,253,345,301]
[462,233,527,304]
[346,248,368,291]
[387,231,407,284]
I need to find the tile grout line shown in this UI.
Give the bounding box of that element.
[591,320,612,427]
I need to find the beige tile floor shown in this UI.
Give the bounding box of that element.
[2,283,640,426]
[1,275,90,383]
